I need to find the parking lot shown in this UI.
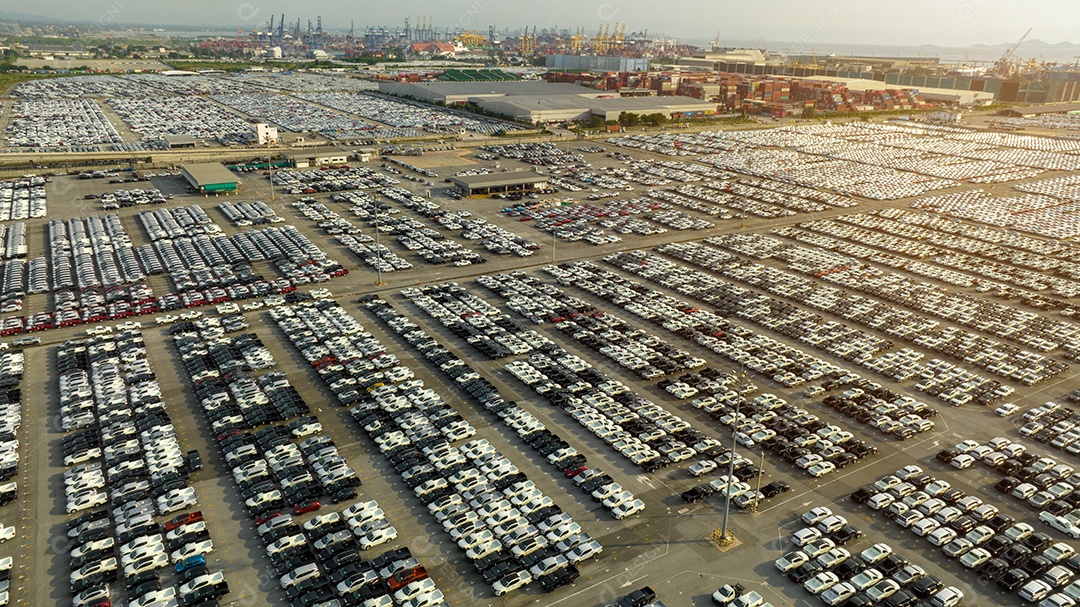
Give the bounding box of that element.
[4,116,1080,607]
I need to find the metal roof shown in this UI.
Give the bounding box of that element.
[181,163,239,187]
[998,103,1080,116]
[450,172,548,188]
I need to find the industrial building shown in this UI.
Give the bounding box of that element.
[180,163,239,194]
[996,102,1080,117]
[799,76,995,107]
[545,55,651,72]
[474,94,715,124]
[378,80,716,125]
[377,81,592,104]
[449,172,548,197]
[164,134,196,149]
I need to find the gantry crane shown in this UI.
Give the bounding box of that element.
[994,28,1032,79]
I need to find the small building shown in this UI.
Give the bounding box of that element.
[449,172,548,196]
[164,134,196,149]
[180,163,239,194]
[286,149,350,168]
[254,123,279,145]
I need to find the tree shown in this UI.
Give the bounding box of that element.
[802,106,817,119]
[642,113,667,126]
[617,112,641,127]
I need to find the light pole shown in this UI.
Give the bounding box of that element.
[267,153,276,201]
[719,366,748,544]
[373,211,385,286]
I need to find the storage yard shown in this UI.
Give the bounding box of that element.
[3,96,1080,607]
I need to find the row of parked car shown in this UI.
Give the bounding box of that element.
[0,178,46,221]
[292,197,414,274]
[402,283,547,360]
[1014,402,1080,461]
[936,437,1080,534]
[364,295,630,529]
[666,235,1061,398]
[777,505,964,607]
[477,271,706,380]
[0,349,20,594]
[57,331,227,607]
[171,323,365,514]
[604,248,1004,408]
[268,299,591,596]
[853,466,1080,607]
[836,208,1080,298]
[217,201,283,227]
[766,221,1076,358]
[379,185,541,258]
[537,261,881,479]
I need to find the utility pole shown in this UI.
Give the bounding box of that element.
[373,211,386,286]
[753,448,765,512]
[267,152,275,200]
[719,366,747,545]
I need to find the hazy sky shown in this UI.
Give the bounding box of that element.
[22,0,1079,47]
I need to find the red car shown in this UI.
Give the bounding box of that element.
[164,511,204,532]
[255,511,283,526]
[564,464,588,478]
[293,500,321,515]
[387,567,428,591]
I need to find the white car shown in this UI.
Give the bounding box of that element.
[280,562,321,588]
[357,526,398,549]
[566,540,603,564]
[171,539,214,563]
[821,582,857,606]
[808,462,836,477]
[492,570,532,596]
[689,460,718,477]
[612,499,645,520]
[851,569,884,591]
[775,551,809,573]
[802,507,833,525]
[0,525,13,543]
[951,454,976,469]
[122,553,168,577]
[793,528,823,546]
[860,543,893,564]
[804,572,840,595]
[996,403,1020,417]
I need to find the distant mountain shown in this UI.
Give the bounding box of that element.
[0,10,64,23]
[971,38,1080,49]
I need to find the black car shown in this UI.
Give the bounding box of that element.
[1021,555,1053,578]
[984,535,1014,556]
[911,575,943,597]
[883,589,918,607]
[977,558,1009,581]
[834,558,868,579]
[878,554,908,576]
[1003,544,1033,567]
[539,565,580,592]
[761,481,791,498]
[789,562,824,583]
[935,449,957,463]
[186,450,202,472]
[831,525,864,546]
[997,568,1031,591]
[988,513,1017,532]
[681,487,706,503]
[1024,533,1053,553]
[850,486,875,503]
[617,586,656,607]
